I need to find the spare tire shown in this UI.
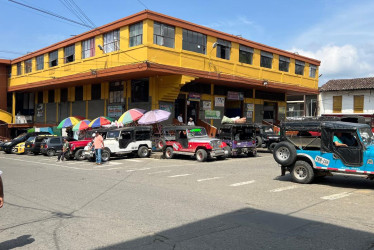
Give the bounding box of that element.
[273,141,297,166]
[255,136,263,148]
[156,139,167,150]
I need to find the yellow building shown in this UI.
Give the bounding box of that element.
[5,10,320,131]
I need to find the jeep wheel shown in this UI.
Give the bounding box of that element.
[101,150,110,162]
[46,149,56,157]
[156,139,166,150]
[11,147,17,154]
[216,154,227,160]
[291,160,315,184]
[164,147,174,159]
[196,149,207,162]
[223,146,231,158]
[268,142,277,153]
[138,146,150,158]
[247,150,257,157]
[255,136,263,148]
[273,142,296,166]
[75,149,85,161]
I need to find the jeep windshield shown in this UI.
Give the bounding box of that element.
[106,131,120,139]
[359,127,374,146]
[187,128,207,138]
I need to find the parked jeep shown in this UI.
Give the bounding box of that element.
[84,127,152,161]
[68,129,109,160]
[218,123,257,157]
[254,124,280,152]
[162,126,228,162]
[273,120,374,184]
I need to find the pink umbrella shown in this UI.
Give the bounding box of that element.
[138,109,171,125]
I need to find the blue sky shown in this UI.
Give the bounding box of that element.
[1,0,374,85]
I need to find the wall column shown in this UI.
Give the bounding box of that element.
[12,92,16,123]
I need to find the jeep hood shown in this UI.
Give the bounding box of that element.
[189,137,221,143]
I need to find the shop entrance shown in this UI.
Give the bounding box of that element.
[187,101,199,123]
[263,101,278,124]
[175,94,186,123]
[225,100,242,118]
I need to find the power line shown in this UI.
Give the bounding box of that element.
[136,0,149,10]
[68,0,96,28]
[58,0,92,29]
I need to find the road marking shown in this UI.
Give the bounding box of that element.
[126,167,151,172]
[148,170,172,175]
[321,192,351,200]
[108,161,122,165]
[126,159,141,162]
[168,174,192,178]
[270,185,299,193]
[229,180,255,187]
[197,177,222,182]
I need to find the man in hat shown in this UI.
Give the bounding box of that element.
[187,117,195,126]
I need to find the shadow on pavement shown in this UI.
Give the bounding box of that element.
[96,208,374,250]
[0,235,35,249]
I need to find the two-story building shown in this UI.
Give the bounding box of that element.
[1,10,320,137]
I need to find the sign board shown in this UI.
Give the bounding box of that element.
[215,97,225,107]
[246,103,254,111]
[159,103,172,113]
[202,101,211,110]
[107,105,123,118]
[188,93,201,101]
[246,111,253,119]
[227,91,244,101]
[36,104,44,117]
[205,110,221,119]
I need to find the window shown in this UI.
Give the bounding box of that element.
[37,92,43,104]
[354,95,364,113]
[82,38,95,59]
[216,39,231,60]
[48,90,54,103]
[25,59,32,73]
[91,84,101,100]
[135,131,151,140]
[103,30,120,53]
[109,81,124,104]
[310,64,317,78]
[279,56,290,72]
[153,21,175,48]
[60,88,68,102]
[75,86,83,101]
[131,78,149,102]
[129,22,143,47]
[239,45,253,64]
[182,29,206,54]
[17,62,22,75]
[49,50,58,67]
[50,138,60,144]
[295,60,305,75]
[36,55,44,70]
[64,45,75,63]
[333,96,342,113]
[260,51,273,68]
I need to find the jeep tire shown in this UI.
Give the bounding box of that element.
[75,149,85,161]
[273,141,296,166]
[224,146,231,158]
[101,150,110,162]
[291,160,315,184]
[164,147,174,159]
[156,139,166,150]
[196,149,207,162]
[268,142,277,153]
[255,136,263,148]
[247,150,257,157]
[138,146,150,158]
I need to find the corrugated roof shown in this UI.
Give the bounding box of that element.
[320,77,374,92]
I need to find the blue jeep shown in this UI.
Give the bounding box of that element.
[273,121,374,184]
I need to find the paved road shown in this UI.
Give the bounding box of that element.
[0,151,374,249]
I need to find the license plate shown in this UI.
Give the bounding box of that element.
[27,145,30,147]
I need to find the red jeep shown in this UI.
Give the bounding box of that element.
[68,139,92,160]
[162,126,228,162]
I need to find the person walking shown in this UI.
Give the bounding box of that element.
[57,138,69,162]
[0,170,3,208]
[92,132,104,165]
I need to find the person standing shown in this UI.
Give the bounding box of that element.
[177,113,183,123]
[92,132,104,165]
[0,170,4,208]
[57,138,69,162]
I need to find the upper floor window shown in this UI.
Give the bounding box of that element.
[216,39,231,60]
[279,56,290,72]
[260,51,273,69]
[17,62,22,75]
[131,78,149,103]
[91,84,101,100]
[82,38,95,59]
[182,29,206,54]
[64,45,75,63]
[25,59,32,74]
[49,50,58,67]
[354,95,364,113]
[239,45,253,64]
[154,22,175,48]
[333,96,342,113]
[310,64,317,78]
[295,60,305,75]
[36,55,44,70]
[129,22,143,47]
[103,30,120,53]
[109,81,124,104]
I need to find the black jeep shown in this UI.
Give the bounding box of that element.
[254,124,280,152]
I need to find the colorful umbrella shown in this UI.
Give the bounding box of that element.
[118,108,146,125]
[88,116,114,128]
[72,119,91,131]
[57,116,82,129]
[138,109,171,125]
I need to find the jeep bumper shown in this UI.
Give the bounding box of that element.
[210,149,225,157]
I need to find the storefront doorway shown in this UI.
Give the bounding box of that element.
[263,101,278,124]
[225,100,242,118]
[187,101,199,123]
[175,95,186,123]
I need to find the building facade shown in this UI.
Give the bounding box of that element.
[2,10,320,134]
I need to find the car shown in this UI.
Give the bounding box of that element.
[1,132,51,154]
[254,124,280,152]
[273,120,374,184]
[24,135,58,155]
[218,123,257,157]
[13,142,26,154]
[40,137,76,157]
[162,126,227,162]
[84,127,152,162]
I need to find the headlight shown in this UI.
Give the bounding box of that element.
[4,142,11,145]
